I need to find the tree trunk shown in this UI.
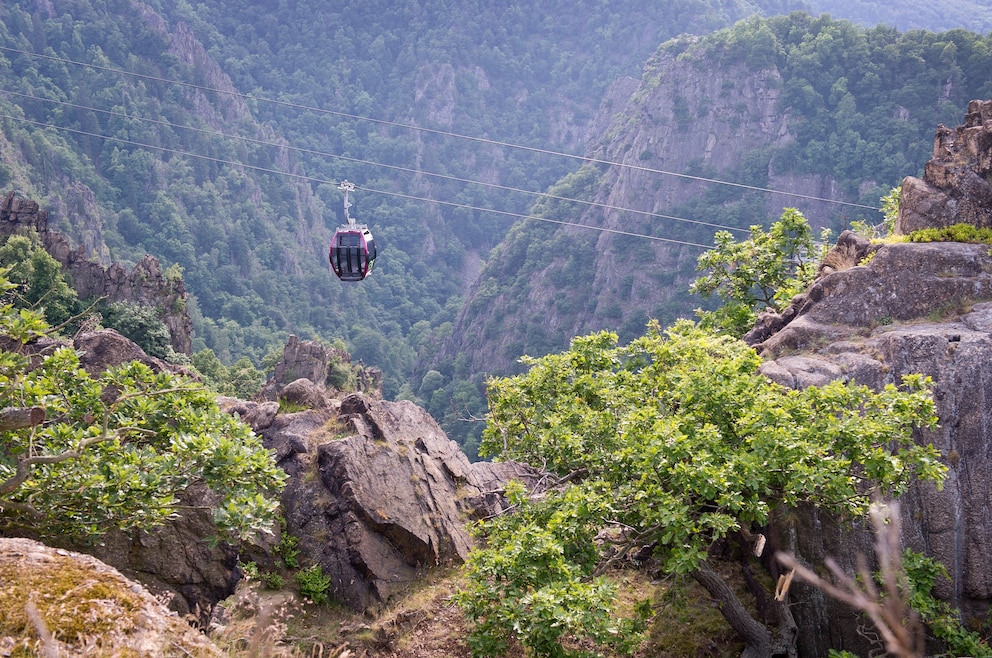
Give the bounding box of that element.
[691,561,797,658]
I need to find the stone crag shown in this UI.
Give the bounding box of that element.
[752,100,992,656]
[0,191,193,354]
[898,100,992,234]
[245,386,542,611]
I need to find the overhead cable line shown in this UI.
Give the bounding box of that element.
[0,113,715,250]
[0,88,751,235]
[0,45,882,212]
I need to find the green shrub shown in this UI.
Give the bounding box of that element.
[295,564,331,605]
[908,223,992,245]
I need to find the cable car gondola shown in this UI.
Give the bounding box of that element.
[329,181,377,282]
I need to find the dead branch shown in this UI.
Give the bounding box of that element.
[776,501,923,658]
[0,406,45,431]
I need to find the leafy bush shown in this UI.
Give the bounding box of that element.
[903,550,992,656]
[464,320,945,657]
[295,564,331,605]
[101,300,172,359]
[691,208,821,336]
[0,232,81,329]
[0,271,287,541]
[908,223,992,245]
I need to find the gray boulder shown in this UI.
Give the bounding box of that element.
[265,392,542,610]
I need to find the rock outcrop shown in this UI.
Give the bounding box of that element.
[260,334,383,400]
[0,537,222,656]
[0,191,193,354]
[751,101,992,656]
[251,391,543,611]
[898,100,992,234]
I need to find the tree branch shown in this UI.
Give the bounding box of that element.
[691,561,775,658]
[0,430,142,496]
[0,406,45,431]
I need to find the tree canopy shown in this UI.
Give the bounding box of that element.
[0,270,286,542]
[460,320,945,657]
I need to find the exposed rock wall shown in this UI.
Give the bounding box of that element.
[898,100,992,234]
[260,334,383,400]
[752,102,992,656]
[0,191,192,353]
[258,392,543,611]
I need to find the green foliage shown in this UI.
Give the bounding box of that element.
[903,550,992,656]
[458,491,649,657]
[100,300,173,360]
[691,208,818,336]
[908,222,992,245]
[261,570,285,590]
[275,532,301,569]
[851,188,900,241]
[0,271,287,541]
[239,560,260,580]
[192,349,263,399]
[466,320,945,655]
[0,232,81,329]
[295,564,331,605]
[326,359,356,392]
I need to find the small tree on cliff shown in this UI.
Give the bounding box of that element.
[0,271,286,542]
[459,320,945,658]
[690,208,824,337]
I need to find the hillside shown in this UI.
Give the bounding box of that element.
[2,2,992,454]
[426,14,992,453]
[0,0,796,398]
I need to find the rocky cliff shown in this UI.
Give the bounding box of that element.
[243,386,542,611]
[753,100,992,656]
[430,34,859,380]
[0,191,193,353]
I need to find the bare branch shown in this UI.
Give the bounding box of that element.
[776,501,923,658]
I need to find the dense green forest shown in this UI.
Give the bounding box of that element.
[0,0,991,456]
[0,0,797,396]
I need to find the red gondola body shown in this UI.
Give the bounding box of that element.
[329,226,376,281]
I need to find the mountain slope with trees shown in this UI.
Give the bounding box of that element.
[2,2,992,453]
[0,0,808,399]
[427,13,992,452]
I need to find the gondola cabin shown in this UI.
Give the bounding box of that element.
[329,226,376,281]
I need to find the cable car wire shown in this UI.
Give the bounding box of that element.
[0,112,716,249]
[0,45,882,212]
[0,87,753,235]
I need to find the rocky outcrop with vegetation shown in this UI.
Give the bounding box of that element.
[0,537,223,656]
[754,100,992,656]
[0,191,192,353]
[242,384,543,611]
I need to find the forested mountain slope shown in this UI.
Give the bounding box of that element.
[811,0,992,32]
[0,0,808,399]
[1,1,991,455]
[427,13,992,452]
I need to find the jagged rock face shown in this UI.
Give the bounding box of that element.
[78,484,241,627]
[898,99,992,234]
[263,392,542,611]
[260,334,383,400]
[753,241,992,357]
[0,191,193,354]
[0,537,223,656]
[754,102,992,656]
